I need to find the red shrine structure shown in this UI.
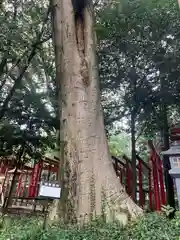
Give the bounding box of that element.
[0,155,59,211]
[112,140,166,211]
[0,139,170,213]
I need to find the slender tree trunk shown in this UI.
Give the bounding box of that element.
[161,105,175,210]
[131,110,137,202]
[3,167,17,210]
[50,0,142,224]
[0,58,7,78]
[160,74,175,210]
[129,67,138,203]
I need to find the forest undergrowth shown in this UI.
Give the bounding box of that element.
[0,212,180,240]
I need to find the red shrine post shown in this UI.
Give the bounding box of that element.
[148,140,166,211]
[28,162,43,198]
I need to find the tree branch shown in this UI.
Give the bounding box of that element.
[0,4,52,120]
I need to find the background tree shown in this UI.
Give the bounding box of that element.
[0,0,58,208]
[97,0,180,207]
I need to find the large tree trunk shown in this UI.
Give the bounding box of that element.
[50,0,142,224]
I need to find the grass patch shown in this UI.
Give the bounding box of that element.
[0,213,179,240]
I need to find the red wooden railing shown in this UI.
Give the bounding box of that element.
[148,140,166,209]
[0,158,59,201]
[112,142,165,211]
[0,142,166,211]
[112,154,152,210]
[136,155,152,208]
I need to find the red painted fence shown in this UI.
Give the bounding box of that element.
[0,158,59,201]
[112,141,166,211]
[0,142,166,211]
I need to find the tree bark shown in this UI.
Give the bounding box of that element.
[50,0,142,224]
[160,105,175,210]
[131,110,137,202]
[3,167,17,210]
[160,74,175,211]
[129,67,138,203]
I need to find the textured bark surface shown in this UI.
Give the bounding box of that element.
[49,0,143,225]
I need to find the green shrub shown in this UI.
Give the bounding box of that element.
[126,213,180,240]
[0,213,180,240]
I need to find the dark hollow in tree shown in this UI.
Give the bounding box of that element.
[71,0,89,20]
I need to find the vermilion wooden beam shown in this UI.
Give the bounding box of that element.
[138,160,143,207]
